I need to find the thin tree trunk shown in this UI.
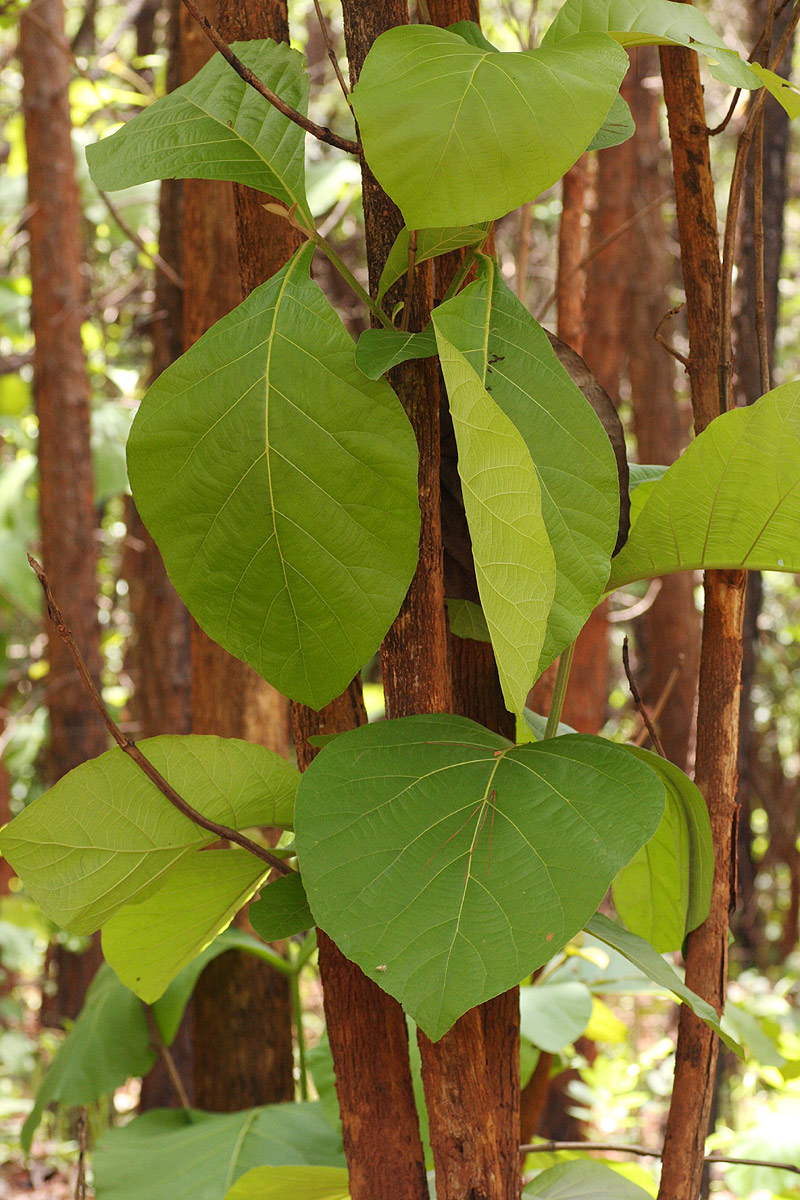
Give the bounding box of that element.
[20,0,108,1026]
[656,39,746,1200]
[179,0,293,1110]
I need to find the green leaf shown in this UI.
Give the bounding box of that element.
[525,1160,653,1198]
[87,41,310,217]
[446,598,491,643]
[21,964,154,1152]
[433,310,556,715]
[586,913,743,1055]
[519,981,593,1052]
[612,748,712,951]
[295,714,665,1041]
[102,850,269,1003]
[447,19,499,51]
[93,1103,346,1200]
[522,709,576,741]
[224,1167,350,1200]
[377,225,490,302]
[0,735,298,935]
[249,870,313,941]
[628,463,668,490]
[542,0,759,90]
[608,383,800,589]
[434,259,619,672]
[748,63,800,118]
[586,92,635,151]
[128,244,420,710]
[351,26,628,227]
[354,327,437,379]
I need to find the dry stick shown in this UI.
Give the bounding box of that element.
[178,0,359,154]
[535,191,670,321]
[144,1005,191,1109]
[719,1,800,409]
[312,0,351,100]
[519,1142,800,1174]
[622,636,667,758]
[654,303,689,368]
[28,555,290,877]
[99,189,184,290]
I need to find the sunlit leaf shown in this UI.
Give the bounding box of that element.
[224,1167,350,1200]
[524,1160,653,1198]
[377,224,490,302]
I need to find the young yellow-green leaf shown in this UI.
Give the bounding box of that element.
[295,714,664,1041]
[446,598,491,643]
[612,748,712,952]
[747,63,800,119]
[432,317,556,715]
[377,224,491,302]
[524,1160,653,1198]
[93,1104,346,1200]
[249,870,313,942]
[608,383,800,589]
[87,41,311,217]
[224,1167,350,1200]
[352,25,628,227]
[0,736,297,935]
[434,260,619,672]
[586,913,743,1055]
[102,851,269,1003]
[128,244,420,710]
[542,0,759,90]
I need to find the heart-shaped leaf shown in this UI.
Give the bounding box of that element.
[127,243,420,709]
[432,313,557,714]
[87,41,311,217]
[102,850,269,1003]
[352,26,628,227]
[433,259,620,672]
[295,714,664,1040]
[0,735,297,935]
[612,748,712,952]
[608,382,800,589]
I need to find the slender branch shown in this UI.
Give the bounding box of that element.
[178,0,359,155]
[654,303,690,368]
[708,88,742,136]
[720,0,800,408]
[28,556,290,877]
[753,0,776,398]
[622,635,666,758]
[536,192,672,322]
[520,1142,800,1174]
[99,189,184,290]
[401,230,418,332]
[74,1107,87,1200]
[312,0,350,100]
[144,1005,191,1109]
[634,656,683,748]
[544,640,576,739]
[440,248,479,305]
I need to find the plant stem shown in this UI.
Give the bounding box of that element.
[520,1142,800,1174]
[544,641,575,739]
[311,230,395,329]
[439,248,478,305]
[289,943,309,1101]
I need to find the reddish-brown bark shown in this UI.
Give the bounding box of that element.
[20,0,107,1025]
[657,38,747,1200]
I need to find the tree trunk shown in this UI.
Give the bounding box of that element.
[657,39,746,1200]
[178,0,294,1110]
[20,0,108,1026]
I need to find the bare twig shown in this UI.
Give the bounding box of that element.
[622,635,667,758]
[312,0,350,100]
[654,303,690,368]
[179,0,359,154]
[608,579,663,623]
[634,656,684,747]
[720,0,800,409]
[520,1141,800,1174]
[536,192,671,321]
[74,1107,87,1200]
[708,89,743,136]
[99,190,184,290]
[144,1005,191,1109]
[28,555,290,876]
[753,0,777,398]
[400,230,417,332]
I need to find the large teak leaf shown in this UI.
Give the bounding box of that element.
[102,850,269,1002]
[434,260,619,671]
[0,735,297,934]
[295,715,665,1040]
[127,244,420,709]
[432,311,557,714]
[351,26,628,227]
[608,383,800,589]
[87,41,310,216]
